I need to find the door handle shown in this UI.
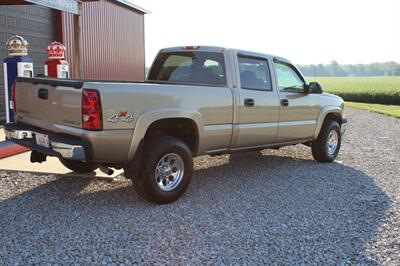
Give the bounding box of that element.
[38,88,48,100]
[281,99,289,107]
[244,98,255,107]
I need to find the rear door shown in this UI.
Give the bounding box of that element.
[15,79,83,129]
[232,54,280,148]
[273,60,320,142]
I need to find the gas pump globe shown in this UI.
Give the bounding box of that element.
[6,35,33,77]
[45,41,69,79]
[7,35,28,55]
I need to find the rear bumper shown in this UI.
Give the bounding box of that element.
[4,123,90,161]
[341,118,347,135]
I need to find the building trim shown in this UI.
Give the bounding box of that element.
[0,0,150,15]
[113,0,150,14]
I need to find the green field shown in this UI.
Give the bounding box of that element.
[305,76,400,105]
[345,102,400,118]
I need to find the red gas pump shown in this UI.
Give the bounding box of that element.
[44,42,69,78]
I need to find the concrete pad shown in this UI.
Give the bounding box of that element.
[0,151,124,178]
[0,126,123,178]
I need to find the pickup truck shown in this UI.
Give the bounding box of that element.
[5,46,347,204]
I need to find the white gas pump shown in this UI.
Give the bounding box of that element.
[3,35,33,123]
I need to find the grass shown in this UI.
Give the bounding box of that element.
[305,76,400,105]
[345,101,400,118]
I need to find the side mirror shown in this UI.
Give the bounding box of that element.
[308,82,323,94]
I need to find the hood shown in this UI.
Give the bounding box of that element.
[320,92,345,109]
[322,92,342,100]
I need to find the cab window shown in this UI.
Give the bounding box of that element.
[238,56,272,91]
[274,61,305,92]
[148,52,226,86]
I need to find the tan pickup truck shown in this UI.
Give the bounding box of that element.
[5,46,347,204]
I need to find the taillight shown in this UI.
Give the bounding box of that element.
[82,89,102,130]
[11,82,16,111]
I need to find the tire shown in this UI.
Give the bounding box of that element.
[311,120,341,162]
[59,158,100,173]
[132,136,193,204]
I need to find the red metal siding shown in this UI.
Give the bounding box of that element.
[62,0,145,81]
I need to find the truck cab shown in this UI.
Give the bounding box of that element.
[147,46,344,151]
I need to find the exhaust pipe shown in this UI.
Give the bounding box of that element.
[99,164,114,176]
[30,151,47,163]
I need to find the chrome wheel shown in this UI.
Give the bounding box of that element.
[327,130,339,155]
[155,153,184,192]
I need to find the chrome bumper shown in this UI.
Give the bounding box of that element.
[5,129,33,140]
[50,141,86,160]
[5,127,86,161]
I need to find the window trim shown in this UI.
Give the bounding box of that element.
[237,54,273,92]
[273,58,307,93]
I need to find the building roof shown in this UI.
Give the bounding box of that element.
[113,0,150,14]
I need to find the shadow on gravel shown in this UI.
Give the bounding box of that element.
[0,151,390,264]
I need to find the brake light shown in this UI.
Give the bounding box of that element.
[182,46,199,50]
[10,82,16,111]
[82,89,102,130]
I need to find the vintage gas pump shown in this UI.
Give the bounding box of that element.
[44,42,69,79]
[3,35,33,123]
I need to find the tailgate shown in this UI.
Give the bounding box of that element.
[15,77,83,129]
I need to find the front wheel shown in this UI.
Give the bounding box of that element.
[311,120,342,162]
[132,136,193,204]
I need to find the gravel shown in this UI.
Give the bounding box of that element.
[0,107,399,265]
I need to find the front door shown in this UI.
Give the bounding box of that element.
[273,60,321,143]
[233,55,280,148]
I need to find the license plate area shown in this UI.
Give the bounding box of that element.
[35,133,49,148]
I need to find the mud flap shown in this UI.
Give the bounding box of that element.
[123,139,145,180]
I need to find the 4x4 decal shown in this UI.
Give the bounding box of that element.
[107,110,135,123]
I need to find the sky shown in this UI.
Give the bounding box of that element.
[131,0,400,66]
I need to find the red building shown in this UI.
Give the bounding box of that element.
[0,0,149,121]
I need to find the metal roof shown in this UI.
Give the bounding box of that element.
[113,0,150,14]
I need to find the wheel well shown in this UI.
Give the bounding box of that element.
[324,112,342,125]
[145,118,199,155]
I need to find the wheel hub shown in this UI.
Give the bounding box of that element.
[327,130,339,155]
[155,153,184,191]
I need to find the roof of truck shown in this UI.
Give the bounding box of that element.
[159,46,291,63]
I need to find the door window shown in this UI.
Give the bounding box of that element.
[238,56,272,91]
[274,61,305,92]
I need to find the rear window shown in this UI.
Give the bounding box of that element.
[148,52,226,86]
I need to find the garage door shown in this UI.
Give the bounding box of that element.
[0,5,58,122]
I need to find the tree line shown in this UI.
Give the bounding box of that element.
[297,61,400,77]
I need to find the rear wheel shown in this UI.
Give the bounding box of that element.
[59,158,100,173]
[132,136,193,204]
[311,120,341,162]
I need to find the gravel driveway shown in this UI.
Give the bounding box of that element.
[0,108,399,265]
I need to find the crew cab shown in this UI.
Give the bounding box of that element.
[5,46,347,204]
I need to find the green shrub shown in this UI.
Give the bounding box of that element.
[305,76,400,105]
[331,91,400,105]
